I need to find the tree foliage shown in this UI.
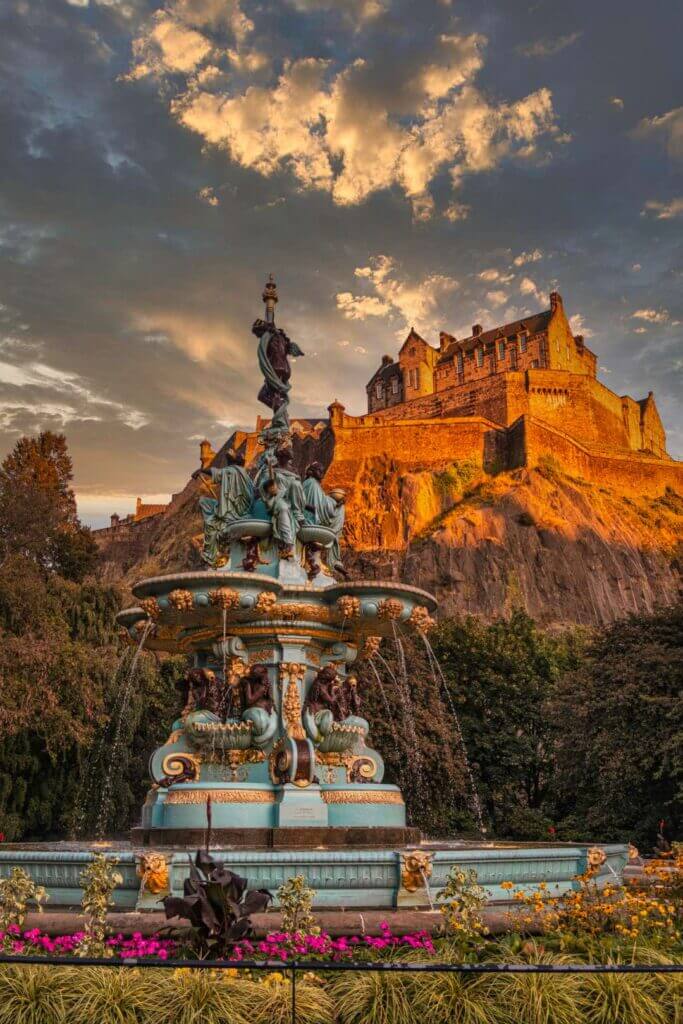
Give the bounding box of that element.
[548,604,683,846]
[0,432,97,581]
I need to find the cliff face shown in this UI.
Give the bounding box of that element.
[96,446,682,628]
[340,456,682,626]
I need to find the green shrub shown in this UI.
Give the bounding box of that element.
[63,966,159,1024]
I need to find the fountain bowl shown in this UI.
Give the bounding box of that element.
[317,722,367,754]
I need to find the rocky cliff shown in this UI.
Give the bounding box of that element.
[96,441,682,628]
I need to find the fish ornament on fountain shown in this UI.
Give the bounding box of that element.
[117,275,437,849]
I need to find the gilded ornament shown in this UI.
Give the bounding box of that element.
[136,853,169,895]
[321,790,403,804]
[401,851,433,893]
[587,846,607,868]
[378,598,404,621]
[168,589,194,612]
[362,635,382,659]
[248,648,274,664]
[628,844,639,861]
[407,605,436,632]
[209,588,240,610]
[139,597,161,620]
[255,590,278,613]
[280,662,306,739]
[272,603,331,622]
[337,595,361,619]
[166,789,275,804]
[161,752,201,781]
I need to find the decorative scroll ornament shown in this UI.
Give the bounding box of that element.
[315,751,378,784]
[408,605,436,632]
[136,853,169,895]
[168,589,194,612]
[337,595,361,619]
[401,850,433,893]
[139,597,161,620]
[255,590,278,614]
[160,752,201,782]
[587,846,607,868]
[628,844,640,861]
[280,662,306,739]
[378,598,404,621]
[209,588,240,610]
[362,635,382,659]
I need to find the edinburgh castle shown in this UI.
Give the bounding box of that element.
[96,289,682,627]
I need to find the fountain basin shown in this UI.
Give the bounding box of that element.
[316,722,367,754]
[0,842,629,910]
[116,571,439,651]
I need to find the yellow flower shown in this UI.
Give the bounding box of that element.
[500,881,514,890]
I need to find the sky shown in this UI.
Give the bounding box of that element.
[0,0,681,527]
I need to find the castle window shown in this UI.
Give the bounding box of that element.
[457,352,464,375]
[531,359,539,369]
[391,376,399,395]
[497,339,505,360]
[510,346,517,370]
[519,331,528,353]
[375,381,383,400]
[476,346,484,367]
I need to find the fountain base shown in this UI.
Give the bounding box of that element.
[131,825,421,849]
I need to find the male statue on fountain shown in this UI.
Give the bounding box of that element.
[193,450,253,568]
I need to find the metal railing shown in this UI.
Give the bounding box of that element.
[0,952,681,1023]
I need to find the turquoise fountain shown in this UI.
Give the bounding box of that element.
[0,276,628,910]
[118,275,434,851]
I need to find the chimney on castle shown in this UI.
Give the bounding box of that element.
[439,331,454,351]
[381,354,393,366]
[550,291,562,312]
[110,513,120,529]
[135,497,142,517]
[472,324,483,337]
[199,438,215,470]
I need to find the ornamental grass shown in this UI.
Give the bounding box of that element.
[0,964,68,1024]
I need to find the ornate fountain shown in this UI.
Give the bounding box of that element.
[118,276,437,849]
[0,275,628,911]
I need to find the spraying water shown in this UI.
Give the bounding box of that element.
[95,619,153,837]
[419,631,487,837]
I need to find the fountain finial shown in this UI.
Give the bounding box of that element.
[262,273,278,324]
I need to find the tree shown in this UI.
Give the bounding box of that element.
[0,553,183,841]
[548,604,683,848]
[430,610,584,839]
[0,432,97,581]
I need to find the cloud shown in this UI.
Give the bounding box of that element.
[633,106,683,161]
[631,308,670,324]
[569,313,593,338]
[126,0,259,80]
[285,0,389,24]
[337,255,458,336]
[641,197,683,220]
[486,290,508,306]
[609,97,624,110]
[519,276,544,305]
[0,360,149,431]
[128,14,562,218]
[512,248,543,266]
[517,32,582,59]
[444,201,470,221]
[478,268,513,283]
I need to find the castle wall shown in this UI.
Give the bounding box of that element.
[325,408,507,490]
[519,416,682,496]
